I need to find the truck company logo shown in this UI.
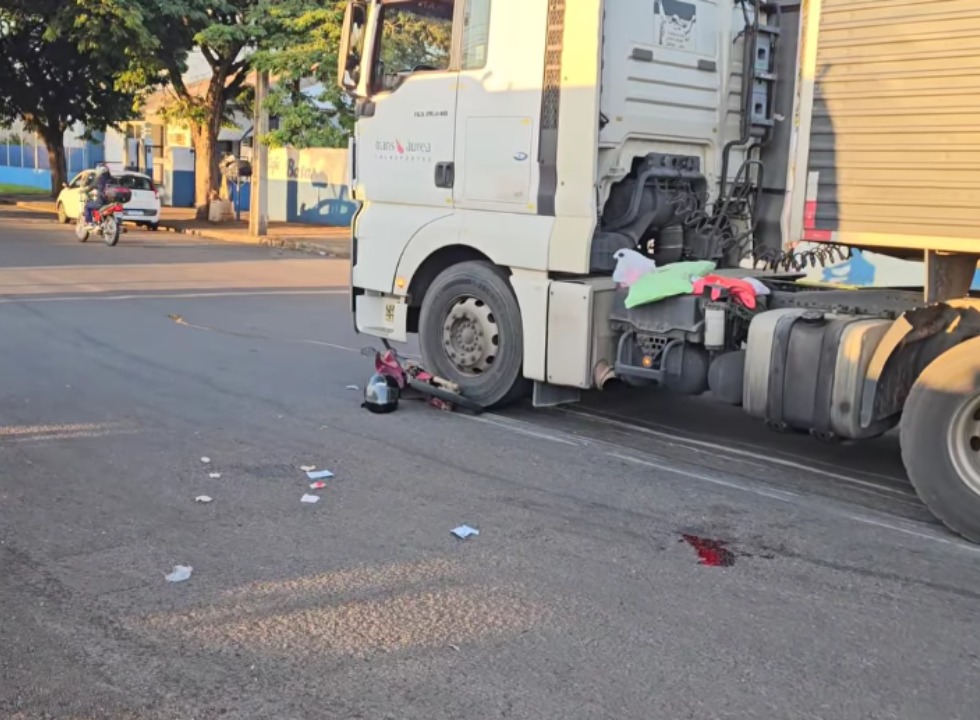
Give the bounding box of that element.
[654,0,697,52]
[375,139,432,161]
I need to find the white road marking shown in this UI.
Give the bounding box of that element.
[168,312,361,353]
[846,514,980,553]
[472,413,975,552]
[0,422,137,445]
[463,414,584,446]
[609,451,799,502]
[1,429,135,444]
[560,407,915,499]
[0,289,347,304]
[0,422,117,437]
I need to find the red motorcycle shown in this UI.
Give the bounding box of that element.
[75,186,130,246]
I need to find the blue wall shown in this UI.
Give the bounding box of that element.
[0,140,105,190]
[167,170,195,208]
[268,178,356,227]
[0,166,51,190]
[224,177,356,227]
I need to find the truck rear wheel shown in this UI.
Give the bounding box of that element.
[419,261,528,408]
[901,337,980,542]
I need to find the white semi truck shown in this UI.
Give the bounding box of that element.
[336,0,980,542]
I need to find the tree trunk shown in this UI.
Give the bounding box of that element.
[43,134,67,198]
[191,122,221,220]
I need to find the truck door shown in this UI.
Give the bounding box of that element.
[452,0,535,212]
[354,0,458,212]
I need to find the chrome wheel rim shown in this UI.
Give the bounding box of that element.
[441,296,499,375]
[947,391,980,496]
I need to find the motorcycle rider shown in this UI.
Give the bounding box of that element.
[83,164,112,228]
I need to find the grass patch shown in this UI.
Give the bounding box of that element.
[0,183,48,196]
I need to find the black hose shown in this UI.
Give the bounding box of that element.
[603,166,660,231]
[720,0,760,198]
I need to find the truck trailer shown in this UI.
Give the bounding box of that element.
[336,0,980,542]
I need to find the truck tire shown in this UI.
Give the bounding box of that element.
[419,261,528,408]
[901,337,980,542]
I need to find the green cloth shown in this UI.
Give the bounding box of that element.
[624,261,716,309]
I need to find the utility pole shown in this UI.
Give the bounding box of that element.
[249,70,269,237]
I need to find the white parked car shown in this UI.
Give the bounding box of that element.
[57,170,162,231]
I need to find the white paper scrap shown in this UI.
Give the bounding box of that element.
[451,525,480,540]
[301,494,321,504]
[165,565,193,583]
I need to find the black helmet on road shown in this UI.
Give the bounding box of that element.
[362,373,400,414]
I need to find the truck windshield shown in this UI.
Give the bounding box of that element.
[378,0,454,86]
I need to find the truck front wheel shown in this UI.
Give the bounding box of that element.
[901,337,980,542]
[418,261,528,408]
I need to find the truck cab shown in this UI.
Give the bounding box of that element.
[338,0,980,544]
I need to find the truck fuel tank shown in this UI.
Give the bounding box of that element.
[744,309,895,440]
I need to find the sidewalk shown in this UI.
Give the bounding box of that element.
[9,200,351,258]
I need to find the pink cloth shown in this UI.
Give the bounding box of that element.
[691,275,759,310]
[375,350,407,388]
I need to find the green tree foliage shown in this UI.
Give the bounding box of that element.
[250,0,353,149]
[0,1,150,195]
[250,0,453,149]
[378,5,453,74]
[127,0,260,217]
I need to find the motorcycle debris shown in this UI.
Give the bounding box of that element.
[306,469,334,480]
[195,496,213,504]
[309,481,328,491]
[165,565,193,583]
[301,494,321,505]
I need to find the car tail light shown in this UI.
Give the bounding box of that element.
[150,181,158,200]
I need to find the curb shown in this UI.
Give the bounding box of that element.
[156,224,351,258]
[10,200,350,259]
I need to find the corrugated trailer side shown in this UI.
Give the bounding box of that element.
[788,0,980,254]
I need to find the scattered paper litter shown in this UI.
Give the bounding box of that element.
[195,495,213,504]
[310,481,328,491]
[200,457,211,464]
[451,525,480,540]
[346,385,360,391]
[165,565,193,583]
[306,469,334,480]
[300,465,316,472]
[301,494,321,504]
[208,472,222,479]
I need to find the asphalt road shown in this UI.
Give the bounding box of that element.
[2,206,980,720]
